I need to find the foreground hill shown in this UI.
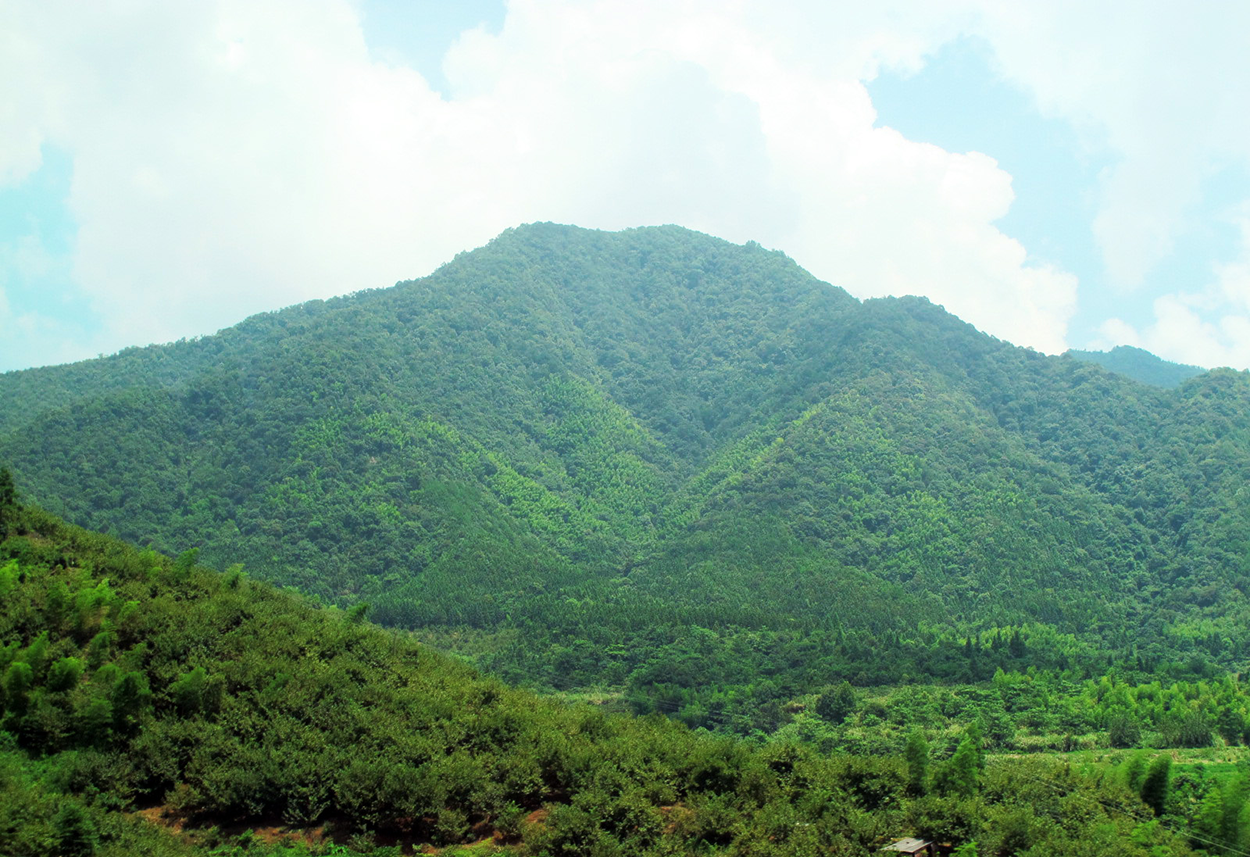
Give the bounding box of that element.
[2,223,1249,707]
[0,491,1203,856]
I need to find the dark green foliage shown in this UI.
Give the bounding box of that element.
[0,467,14,511]
[1123,753,1148,793]
[816,680,857,724]
[46,657,83,693]
[51,802,97,857]
[167,666,213,715]
[1140,755,1172,816]
[3,661,33,715]
[1106,711,1142,748]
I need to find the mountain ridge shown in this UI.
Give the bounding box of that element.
[2,222,1248,709]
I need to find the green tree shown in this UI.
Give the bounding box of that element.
[1140,755,1172,816]
[47,657,84,693]
[816,681,856,725]
[52,802,98,857]
[2,660,33,715]
[0,466,15,508]
[904,730,930,796]
[1123,752,1148,793]
[1107,711,1142,748]
[937,724,985,798]
[110,671,151,734]
[168,666,208,714]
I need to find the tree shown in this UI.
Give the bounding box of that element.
[816,681,856,725]
[1140,755,1172,816]
[1107,711,1142,748]
[2,661,33,715]
[169,666,208,714]
[1123,752,1148,793]
[0,466,15,508]
[47,657,84,693]
[936,724,984,798]
[52,802,98,857]
[110,671,151,734]
[904,730,930,796]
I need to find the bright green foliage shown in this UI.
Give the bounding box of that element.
[903,730,930,796]
[935,724,985,798]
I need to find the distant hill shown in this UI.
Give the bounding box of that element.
[1066,344,1204,388]
[2,223,1249,712]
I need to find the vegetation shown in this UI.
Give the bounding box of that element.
[0,492,1211,855]
[3,224,1246,725]
[1,222,1249,854]
[1067,344,1204,388]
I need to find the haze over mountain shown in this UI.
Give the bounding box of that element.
[2,223,1248,711]
[1066,345,1205,389]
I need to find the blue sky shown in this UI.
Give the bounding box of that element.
[3,0,1249,372]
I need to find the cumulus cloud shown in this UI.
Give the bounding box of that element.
[8,0,1244,371]
[1097,206,1250,369]
[969,1,1250,292]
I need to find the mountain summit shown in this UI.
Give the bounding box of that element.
[2,223,1247,700]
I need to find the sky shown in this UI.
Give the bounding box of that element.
[2,0,1250,373]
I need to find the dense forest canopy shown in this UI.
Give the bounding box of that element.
[0,494,1216,856]
[1066,345,1204,388]
[1,223,1249,719]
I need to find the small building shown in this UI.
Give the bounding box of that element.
[882,838,935,856]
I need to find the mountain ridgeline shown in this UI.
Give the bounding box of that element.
[2,223,1248,709]
[1066,345,1204,389]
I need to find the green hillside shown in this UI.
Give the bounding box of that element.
[1067,345,1204,388]
[2,223,1248,716]
[0,491,1210,856]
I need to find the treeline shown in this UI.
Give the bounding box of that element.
[0,490,1204,856]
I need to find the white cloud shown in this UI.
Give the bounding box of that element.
[968,1,1250,291]
[29,0,1250,370]
[1098,206,1250,369]
[1099,295,1250,371]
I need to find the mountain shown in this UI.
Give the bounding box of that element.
[1066,345,1204,388]
[0,490,1201,856]
[2,223,1249,713]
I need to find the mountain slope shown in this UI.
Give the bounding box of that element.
[1067,344,1204,388]
[2,223,1248,701]
[1,490,1204,857]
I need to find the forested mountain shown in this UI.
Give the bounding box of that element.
[2,223,1249,714]
[1066,345,1204,388]
[0,492,1211,855]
